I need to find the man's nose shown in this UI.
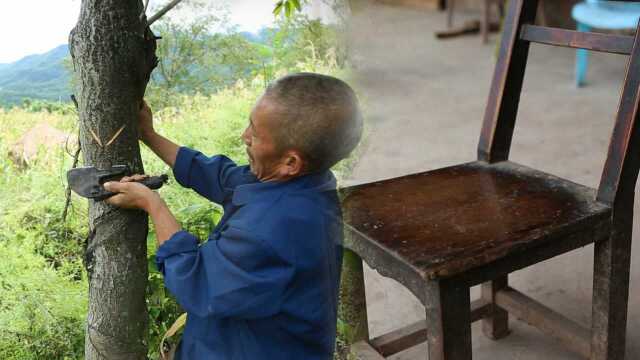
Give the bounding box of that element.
[241,128,250,145]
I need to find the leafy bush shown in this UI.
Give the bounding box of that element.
[20,98,76,115]
[0,15,365,360]
[0,233,86,360]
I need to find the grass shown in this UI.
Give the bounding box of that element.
[0,57,367,359]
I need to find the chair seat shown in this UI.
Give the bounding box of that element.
[340,161,612,284]
[572,2,640,30]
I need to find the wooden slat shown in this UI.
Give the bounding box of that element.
[451,217,610,287]
[520,24,634,55]
[481,277,510,339]
[598,20,640,205]
[350,341,386,360]
[495,287,590,358]
[594,24,640,359]
[369,299,490,357]
[477,0,539,163]
[371,319,426,357]
[470,298,492,322]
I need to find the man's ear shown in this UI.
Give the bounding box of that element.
[282,150,306,177]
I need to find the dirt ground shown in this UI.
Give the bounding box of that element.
[343,3,640,359]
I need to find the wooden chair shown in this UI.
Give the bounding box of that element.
[340,0,640,359]
[447,0,505,43]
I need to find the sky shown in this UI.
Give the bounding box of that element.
[0,0,336,64]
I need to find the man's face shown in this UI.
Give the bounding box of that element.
[241,96,287,181]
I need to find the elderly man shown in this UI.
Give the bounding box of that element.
[103,72,363,360]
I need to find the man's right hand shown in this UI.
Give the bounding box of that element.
[139,100,155,141]
[137,99,180,168]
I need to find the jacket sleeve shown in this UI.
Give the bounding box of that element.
[172,146,246,205]
[155,227,295,319]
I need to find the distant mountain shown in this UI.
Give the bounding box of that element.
[0,44,71,106]
[0,28,272,106]
[239,29,271,44]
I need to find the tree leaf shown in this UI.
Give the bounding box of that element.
[160,313,188,358]
[285,1,292,18]
[292,0,302,11]
[273,1,283,15]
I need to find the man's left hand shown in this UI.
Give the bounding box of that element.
[104,174,158,211]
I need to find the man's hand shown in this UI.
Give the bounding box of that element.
[137,100,179,168]
[104,174,159,211]
[139,100,155,141]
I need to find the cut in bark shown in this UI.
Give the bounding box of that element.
[69,1,158,358]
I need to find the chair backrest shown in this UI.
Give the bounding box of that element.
[476,0,640,208]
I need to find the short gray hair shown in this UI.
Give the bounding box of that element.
[264,72,363,173]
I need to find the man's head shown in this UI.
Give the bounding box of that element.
[242,72,363,182]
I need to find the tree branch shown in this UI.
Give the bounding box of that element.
[63,94,82,222]
[140,0,151,20]
[148,0,185,26]
[143,0,150,15]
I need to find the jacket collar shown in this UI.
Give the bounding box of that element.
[232,167,337,206]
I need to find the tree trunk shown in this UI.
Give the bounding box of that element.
[69,1,157,359]
[339,249,369,345]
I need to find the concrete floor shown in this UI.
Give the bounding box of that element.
[343,3,640,359]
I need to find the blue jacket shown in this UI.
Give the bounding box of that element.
[155,146,343,360]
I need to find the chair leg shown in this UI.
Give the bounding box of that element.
[482,0,490,44]
[448,0,455,28]
[425,280,472,360]
[576,23,591,87]
[591,228,632,360]
[481,275,510,340]
[498,0,505,19]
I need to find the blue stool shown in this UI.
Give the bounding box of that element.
[572,0,640,87]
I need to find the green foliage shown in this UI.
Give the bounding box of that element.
[146,8,345,108]
[0,4,344,109]
[19,98,76,115]
[0,12,365,360]
[147,13,265,107]
[0,115,88,359]
[273,0,304,18]
[242,13,347,91]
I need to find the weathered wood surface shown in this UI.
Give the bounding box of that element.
[477,0,538,163]
[369,298,490,357]
[370,320,428,357]
[69,0,157,358]
[520,25,634,55]
[350,341,386,360]
[591,215,633,360]
[341,160,612,281]
[597,20,640,206]
[495,287,590,358]
[451,220,610,287]
[481,276,510,340]
[343,1,640,359]
[424,280,472,360]
[591,16,640,360]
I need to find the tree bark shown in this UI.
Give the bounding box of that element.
[69,1,157,359]
[339,248,369,344]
